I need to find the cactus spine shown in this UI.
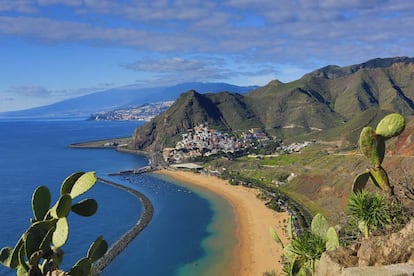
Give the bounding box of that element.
[0,171,108,275]
[352,113,406,195]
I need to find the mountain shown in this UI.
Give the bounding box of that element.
[133,90,256,150]
[0,82,258,118]
[133,57,414,151]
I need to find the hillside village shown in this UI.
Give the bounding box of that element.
[162,123,312,163]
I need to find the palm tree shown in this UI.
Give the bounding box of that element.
[347,190,391,238]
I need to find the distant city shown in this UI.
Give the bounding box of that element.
[90,101,174,121]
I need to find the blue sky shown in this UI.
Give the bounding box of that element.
[1,0,413,111]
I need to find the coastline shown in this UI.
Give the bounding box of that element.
[156,169,289,275]
[71,137,289,274]
[92,177,154,275]
[69,140,160,166]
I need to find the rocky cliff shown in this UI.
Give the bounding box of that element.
[316,219,414,275]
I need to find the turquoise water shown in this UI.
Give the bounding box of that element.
[167,176,237,276]
[0,120,236,275]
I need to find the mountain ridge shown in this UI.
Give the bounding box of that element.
[133,57,414,151]
[0,82,258,118]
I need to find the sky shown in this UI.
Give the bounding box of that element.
[0,0,413,112]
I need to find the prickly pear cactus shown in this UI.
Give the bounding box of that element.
[0,171,108,276]
[325,227,339,251]
[359,126,385,167]
[369,166,391,193]
[351,171,370,193]
[311,213,329,238]
[352,113,406,195]
[375,113,406,139]
[32,186,51,222]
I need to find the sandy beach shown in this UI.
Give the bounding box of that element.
[156,169,289,276]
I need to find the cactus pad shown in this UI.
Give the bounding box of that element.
[352,171,370,193]
[32,186,51,221]
[25,221,54,259]
[71,198,98,217]
[52,218,69,248]
[369,166,391,194]
[87,236,108,262]
[69,257,92,276]
[69,172,97,199]
[60,172,85,196]
[376,113,406,139]
[50,194,72,219]
[325,227,339,251]
[359,126,385,167]
[311,213,329,238]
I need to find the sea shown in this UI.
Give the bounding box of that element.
[0,119,237,276]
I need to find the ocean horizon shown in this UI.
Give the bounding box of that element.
[0,120,236,275]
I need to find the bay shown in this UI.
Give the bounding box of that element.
[0,120,236,275]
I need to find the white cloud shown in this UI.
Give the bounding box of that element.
[0,0,37,13]
[124,57,213,72]
[9,86,52,97]
[1,0,414,94]
[7,86,72,98]
[0,0,413,67]
[0,96,15,102]
[125,56,230,85]
[37,0,82,6]
[123,55,284,87]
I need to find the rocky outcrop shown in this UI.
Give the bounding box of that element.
[343,263,414,276]
[357,219,414,266]
[316,219,414,275]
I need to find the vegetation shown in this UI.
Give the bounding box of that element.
[0,172,107,276]
[352,113,406,195]
[346,191,391,239]
[270,213,339,275]
[224,171,313,231]
[262,112,413,273]
[130,84,414,273]
[133,57,414,151]
[344,112,409,240]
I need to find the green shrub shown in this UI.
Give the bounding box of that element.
[270,213,339,275]
[346,190,391,238]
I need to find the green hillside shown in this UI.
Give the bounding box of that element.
[133,57,414,151]
[133,90,261,151]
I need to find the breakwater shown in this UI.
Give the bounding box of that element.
[108,165,155,176]
[92,177,154,275]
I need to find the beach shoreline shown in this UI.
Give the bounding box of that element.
[70,138,289,274]
[156,169,289,276]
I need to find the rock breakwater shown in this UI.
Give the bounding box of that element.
[92,177,154,275]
